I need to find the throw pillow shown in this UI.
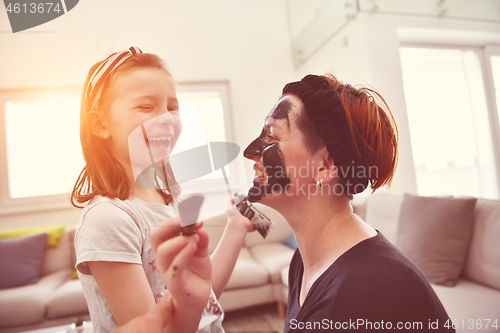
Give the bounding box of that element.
[282,235,298,249]
[0,233,48,289]
[0,225,65,247]
[396,194,476,286]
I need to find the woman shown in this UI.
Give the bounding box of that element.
[242,74,453,332]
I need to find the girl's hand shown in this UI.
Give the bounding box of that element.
[150,218,211,311]
[226,199,255,234]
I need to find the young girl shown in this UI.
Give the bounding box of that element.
[72,47,253,333]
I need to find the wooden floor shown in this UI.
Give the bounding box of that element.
[222,302,286,333]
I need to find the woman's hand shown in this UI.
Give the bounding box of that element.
[150,218,211,332]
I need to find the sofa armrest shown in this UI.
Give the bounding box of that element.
[41,226,77,277]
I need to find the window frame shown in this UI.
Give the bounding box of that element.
[482,46,500,195]
[0,86,82,216]
[174,80,247,197]
[0,81,244,216]
[398,42,500,198]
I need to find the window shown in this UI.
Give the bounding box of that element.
[173,82,246,208]
[0,81,243,216]
[175,91,230,180]
[5,97,83,199]
[399,47,499,199]
[490,53,500,124]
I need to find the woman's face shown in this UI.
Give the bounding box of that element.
[103,68,181,178]
[243,94,317,203]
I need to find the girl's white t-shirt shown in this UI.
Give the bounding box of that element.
[75,195,224,333]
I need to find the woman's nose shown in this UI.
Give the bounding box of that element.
[243,136,265,160]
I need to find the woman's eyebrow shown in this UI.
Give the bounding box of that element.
[265,117,288,132]
[268,98,292,122]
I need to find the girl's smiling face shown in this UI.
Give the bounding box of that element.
[102,67,181,176]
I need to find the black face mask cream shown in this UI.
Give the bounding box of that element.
[244,98,293,203]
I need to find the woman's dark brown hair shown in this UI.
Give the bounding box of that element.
[297,74,399,192]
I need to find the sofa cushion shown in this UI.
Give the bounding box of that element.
[432,278,500,322]
[282,235,298,249]
[351,194,368,220]
[281,265,289,287]
[249,243,295,283]
[396,194,476,287]
[46,279,88,319]
[275,267,290,304]
[0,225,65,247]
[462,199,500,291]
[225,248,269,290]
[0,233,48,289]
[41,227,76,277]
[218,284,275,312]
[364,192,403,244]
[0,270,71,327]
[203,212,227,254]
[244,204,292,247]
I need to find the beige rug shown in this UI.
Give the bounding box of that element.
[222,302,285,333]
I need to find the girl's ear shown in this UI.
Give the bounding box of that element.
[88,110,109,139]
[313,146,337,184]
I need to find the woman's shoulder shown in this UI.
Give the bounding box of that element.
[335,232,439,301]
[290,232,432,291]
[342,232,425,278]
[342,232,401,262]
[315,233,450,324]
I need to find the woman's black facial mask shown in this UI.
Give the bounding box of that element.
[244,98,292,202]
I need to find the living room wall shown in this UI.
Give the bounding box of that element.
[0,0,297,229]
[3,2,499,229]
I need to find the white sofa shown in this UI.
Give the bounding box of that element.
[204,203,295,316]
[354,193,500,332]
[0,227,90,333]
[276,193,500,331]
[0,203,295,332]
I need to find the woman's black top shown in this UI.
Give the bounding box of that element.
[285,231,454,332]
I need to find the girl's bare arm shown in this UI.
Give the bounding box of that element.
[88,261,156,326]
[210,204,255,298]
